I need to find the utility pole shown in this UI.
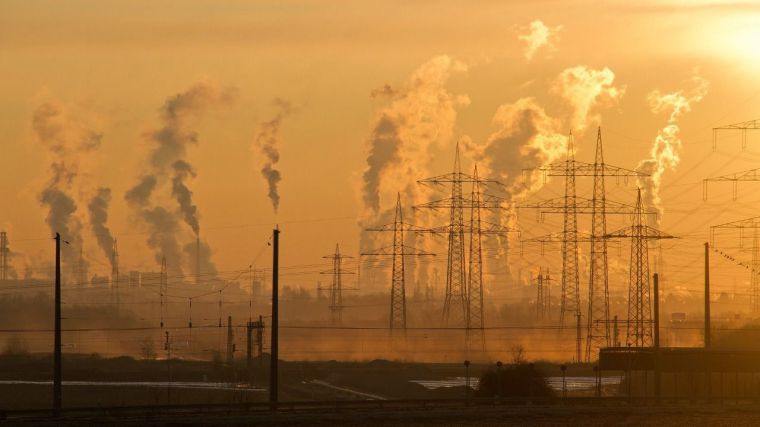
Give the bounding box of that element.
[269,227,279,410]
[196,236,200,285]
[363,194,434,331]
[164,331,171,404]
[111,239,120,312]
[654,272,661,403]
[247,315,265,371]
[536,269,544,321]
[0,231,8,282]
[160,257,167,328]
[226,315,234,365]
[575,312,582,363]
[53,233,62,417]
[705,242,711,348]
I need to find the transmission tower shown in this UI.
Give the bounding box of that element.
[712,119,760,151]
[520,128,647,361]
[363,194,434,330]
[0,232,8,282]
[466,165,485,348]
[415,146,509,331]
[320,244,354,325]
[160,256,167,328]
[711,216,760,313]
[605,188,673,347]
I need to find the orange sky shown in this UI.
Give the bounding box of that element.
[2,0,760,301]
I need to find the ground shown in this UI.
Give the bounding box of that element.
[6,405,760,426]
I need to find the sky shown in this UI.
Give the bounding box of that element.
[2,0,760,299]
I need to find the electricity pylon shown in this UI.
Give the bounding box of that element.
[416,159,512,354]
[703,167,760,201]
[711,216,760,313]
[320,244,354,325]
[605,188,673,347]
[415,146,507,330]
[520,128,647,361]
[363,194,434,330]
[712,119,760,151]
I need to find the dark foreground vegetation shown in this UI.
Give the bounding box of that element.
[0,353,594,411]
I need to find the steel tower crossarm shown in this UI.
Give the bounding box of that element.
[712,119,760,150]
[703,168,760,200]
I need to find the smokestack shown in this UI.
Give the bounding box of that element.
[196,236,200,286]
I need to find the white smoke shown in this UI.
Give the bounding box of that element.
[553,66,625,132]
[359,55,469,292]
[361,55,469,219]
[518,20,562,62]
[637,73,709,221]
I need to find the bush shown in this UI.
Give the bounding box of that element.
[476,363,553,398]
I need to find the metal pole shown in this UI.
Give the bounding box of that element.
[705,242,711,348]
[269,227,279,410]
[496,361,502,402]
[165,331,171,405]
[464,360,471,402]
[654,273,661,403]
[53,233,62,417]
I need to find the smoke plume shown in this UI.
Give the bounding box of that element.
[88,187,116,268]
[126,81,234,273]
[553,66,625,132]
[518,20,562,62]
[361,55,469,217]
[474,98,567,285]
[184,240,218,281]
[637,74,709,221]
[255,98,293,212]
[32,100,101,282]
[480,98,566,200]
[171,160,199,236]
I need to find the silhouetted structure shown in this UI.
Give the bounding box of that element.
[416,146,509,350]
[606,189,673,347]
[319,244,354,325]
[0,231,8,281]
[712,118,760,151]
[364,194,433,330]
